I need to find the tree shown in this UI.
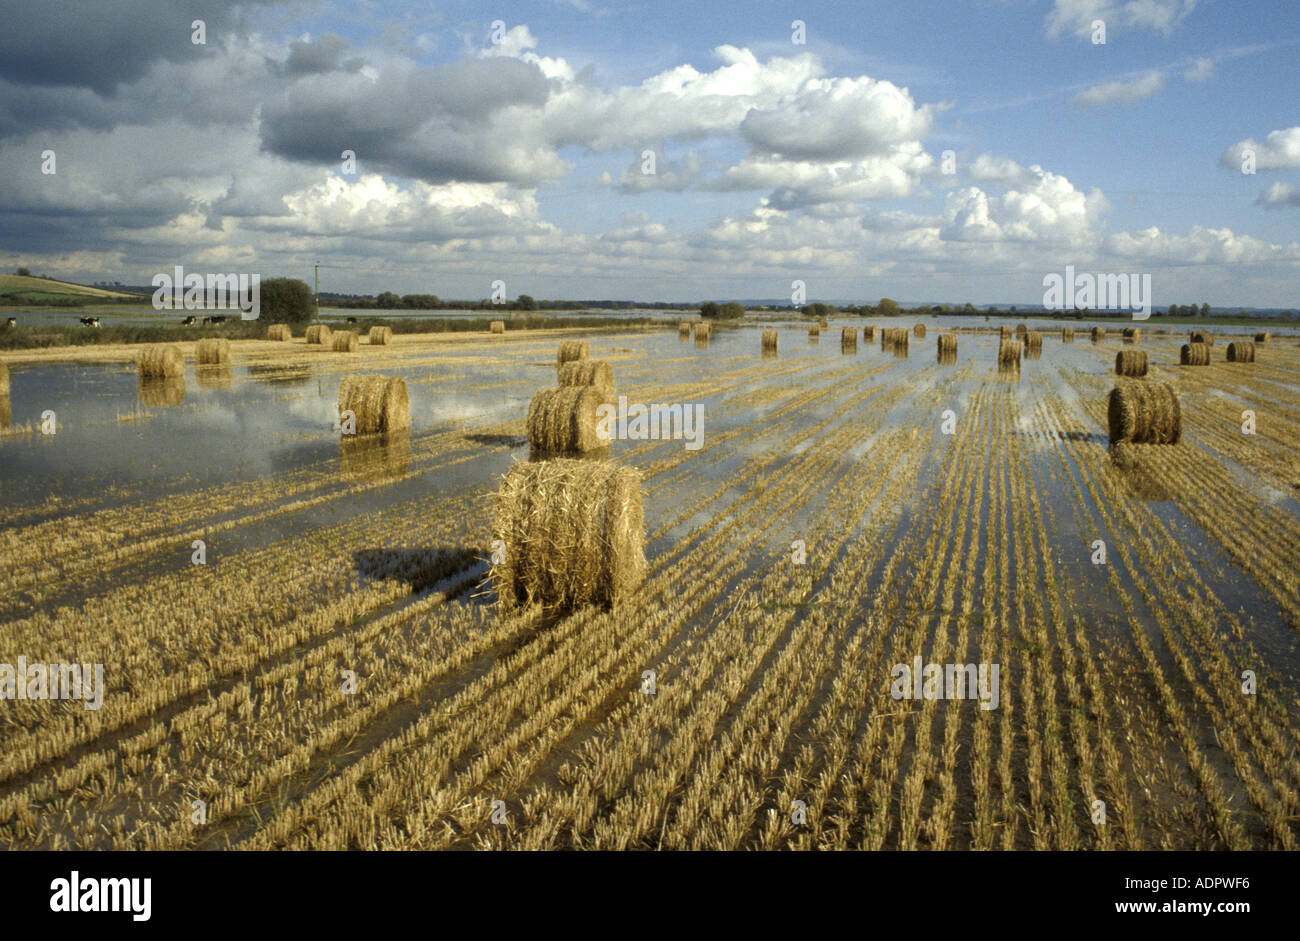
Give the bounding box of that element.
[1200,302,1210,318]
[402,294,440,309]
[259,277,314,323]
[719,301,744,319]
[517,294,538,311]
[877,297,900,317]
[699,301,721,318]
[15,267,30,277]
[376,291,400,309]
[799,302,836,318]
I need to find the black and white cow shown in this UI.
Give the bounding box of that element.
[181,315,197,326]
[3,317,14,328]
[79,316,101,327]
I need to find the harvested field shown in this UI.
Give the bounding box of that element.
[2,326,1299,854]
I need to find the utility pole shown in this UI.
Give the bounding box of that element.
[314,261,320,321]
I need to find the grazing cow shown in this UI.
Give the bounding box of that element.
[79,316,100,328]
[3,317,14,328]
[209,315,227,324]
[346,316,358,324]
[181,315,197,326]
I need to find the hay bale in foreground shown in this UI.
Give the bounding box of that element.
[266,324,292,341]
[1115,349,1148,377]
[1108,380,1181,446]
[937,334,957,363]
[305,324,332,345]
[1254,331,1270,344]
[369,325,393,346]
[332,331,360,353]
[1226,341,1256,363]
[196,337,231,365]
[0,361,8,396]
[762,330,778,353]
[338,375,410,435]
[492,459,646,612]
[557,340,589,364]
[558,360,614,401]
[1180,342,1210,366]
[138,377,185,407]
[1190,331,1213,346]
[913,323,926,338]
[1062,327,1075,342]
[841,328,858,351]
[138,345,184,378]
[490,321,506,335]
[526,386,607,453]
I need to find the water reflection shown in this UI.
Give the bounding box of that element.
[247,364,312,385]
[340,431,411,480]
[0,394,9,429]
[196,364,233,390]
[138,377,185,407]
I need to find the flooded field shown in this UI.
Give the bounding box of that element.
[1,321,1298,849]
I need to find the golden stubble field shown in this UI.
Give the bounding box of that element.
[0,322,1297,850]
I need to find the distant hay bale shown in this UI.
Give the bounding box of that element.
[138,344,184,378]
[138,377,185,407]
[807,324,820,338]
[195,365,233,390]
[936,334,957,364]
[999,325,1011,338]
[0,361,8,396]
[1015,323,1028,339]
[341,431,410,480]
[840,328,858,351]
[913,323,926,338]
[557,340,588,364]
[998,339,1022,367]
[338,375,410,435]
[1190,330,1213,346]
[679,322,692,339]
[558,360,614,401]
[1062,327,1075,342]
[305,324,332,345]
[762,330,778,353]
[195,337,231,365]
[526,386,607,453]
[266,324,292,341]
[1254,331,1270,344]
[881,327,909,351]
[369,325,393,346]
[862,325,875,341]
[1091,327,1106,342]
[332,330,359,353]
[694,322,712,340]
[1115,349,1148,377]
[1180,342,1210,366]
[1122,327,1141,343]
[492,459,645,612]
[490,320,506,335]
[1108,380,1181,446]
[1226,341,1256,363]
[818,319,828,327]
[1024,331,1043,352]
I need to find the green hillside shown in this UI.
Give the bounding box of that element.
[0,273,143,302]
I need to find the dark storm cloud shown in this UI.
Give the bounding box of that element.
[0,0,278,94]
[282,34,364,76]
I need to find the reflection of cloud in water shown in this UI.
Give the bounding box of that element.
[422,393,520,426]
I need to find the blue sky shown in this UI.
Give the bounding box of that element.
[1,0,1297,305]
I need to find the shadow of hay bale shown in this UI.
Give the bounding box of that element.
[464,432,527,448]
[1108,443,1172,500]
[353,545,482,593]
[529,444,612,462]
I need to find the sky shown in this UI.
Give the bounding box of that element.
[1,0,1297,306]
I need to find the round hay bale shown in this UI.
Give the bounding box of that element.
[266,324,292,341]
[840,328,858,351]
[490,320,506,335]
[998,339,1022,366]
[138,344,184,378]
[913,323,926,338]
[195,337,231,365]
[557,340,589,364]
[332,330,360,353]
[1090,327,1106,342]
[138,377,185,407]
[999,325,1011,338]
[807,324,820,338]
[761,330,778,352]
[1062,327,1075,342]
[1254,331,1270,344]
[1179,342,1210,366]
[1115,349,1148,377]
[1190,330,1213,346]
[526,386,607,453]
[1108,380,1181,446]
[492,459,645,612]
[936,334,957,363]
[305,324,332,345]
[694,322,712,340]
[1226,341,1255,363]
[369,325,393,346]
[862,325,875,342]
[195,364,233,390]
[338,375,410,435]
[1122,327,1141,343]
[1015,323,1028,339]
[558,360,614,401]
[1024,331,1043,352]
[0,361,8,396]
[678,322,692,339]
